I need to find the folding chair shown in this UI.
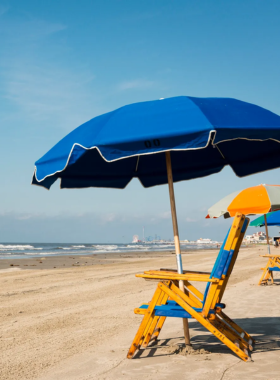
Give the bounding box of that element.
[258,254,280,285]
[127,213,254,362]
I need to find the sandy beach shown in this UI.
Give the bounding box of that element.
[1,245,280,380]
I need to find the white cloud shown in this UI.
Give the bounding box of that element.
[0,13,98,129]
[3,63,96,125]
[0,211,45,221]
[15,214,33,220]
[100,213,116,223]
[118,79,154,91]
[159,211,171,219]
[0,5,9,16]
[0,13,67,41]
[199,207,208,212]
[186,217,197,222]
[119,11,158,22]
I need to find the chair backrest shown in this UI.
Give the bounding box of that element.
[202,213,249,310]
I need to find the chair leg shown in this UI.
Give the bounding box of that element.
[160,282,250,362]
[212,316,251,352]
[127,282,171,359]
[151,316,166,342]
[259,268,269,285]
[264,270,273,285]
[218,310,255,349]
[142,292,169,348]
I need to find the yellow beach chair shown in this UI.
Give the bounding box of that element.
[127,213,254,362]
[258,254,280,285]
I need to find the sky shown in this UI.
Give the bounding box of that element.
[1,0,280,243]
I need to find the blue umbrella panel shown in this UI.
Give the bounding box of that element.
[250,211,280,227]
[32,96,280,190]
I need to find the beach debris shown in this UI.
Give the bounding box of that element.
[163,344,210,356]
[10,264,13,266]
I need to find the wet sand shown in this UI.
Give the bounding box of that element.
[0,248,217,270]
[1,245,280,380]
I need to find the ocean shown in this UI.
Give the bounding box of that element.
[0,242,219,259]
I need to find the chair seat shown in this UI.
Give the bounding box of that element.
[139,300,225,319]
[167,300,225,309]
[269,267,280,272]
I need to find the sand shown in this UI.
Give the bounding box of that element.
[1,245,280,380]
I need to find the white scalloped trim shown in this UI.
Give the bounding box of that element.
[32,129,217,184]
[31,131,280,188]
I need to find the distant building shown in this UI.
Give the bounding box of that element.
[244,231,270,243]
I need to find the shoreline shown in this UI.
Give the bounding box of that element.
[0,248,221,271]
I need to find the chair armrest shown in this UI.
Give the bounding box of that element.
[136,272,219,283]
[160,268,211,275]
[260,254,280,258]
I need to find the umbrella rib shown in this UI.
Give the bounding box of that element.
[214,144,226,160]
[135,156,140,172]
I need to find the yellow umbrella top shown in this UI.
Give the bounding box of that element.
[206,184,280,219]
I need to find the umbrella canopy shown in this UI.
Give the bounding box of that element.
[206,184,280,255]
[32,96,280,189]
[250,210,280,227]
[206,184,280,219]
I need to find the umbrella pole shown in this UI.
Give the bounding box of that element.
[165,152,191,346]
[264,214,271,254]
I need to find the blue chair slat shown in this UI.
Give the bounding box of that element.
[155,309,192,318]
[139,304,183,311]
[202,229,230,305]
[222,249,234,276]
[222,219,249,276]
[268,267,280,272]
[139,304,216,318]
[166,300,225,309]
[210,230,230,279]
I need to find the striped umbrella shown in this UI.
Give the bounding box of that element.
[206,184,280,253]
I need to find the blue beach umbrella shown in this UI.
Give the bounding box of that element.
[32,95,280,272]
[32,96,280,344]
[33,96,280,190]
[250,211,280,227]
[250,211,280,250]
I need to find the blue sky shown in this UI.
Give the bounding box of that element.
[1,0,280,243]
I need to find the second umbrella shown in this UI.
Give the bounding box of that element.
[206,184,280,253]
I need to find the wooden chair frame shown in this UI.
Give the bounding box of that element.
[127,213,255,362]
[258,254,280,285]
